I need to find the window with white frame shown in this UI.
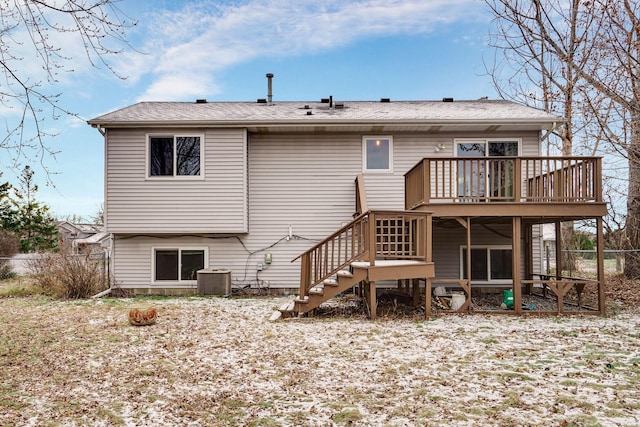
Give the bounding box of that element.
[460,245,512,283]
[363,136,393,172]
[153,248,206,282]
[148,135,203,177]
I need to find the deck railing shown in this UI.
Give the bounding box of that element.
[405,156,602,209]
[293,210,432,299]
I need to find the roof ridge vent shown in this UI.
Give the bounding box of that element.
[442,97,454,102]
[380,98,390,103]
[196,99,207,103]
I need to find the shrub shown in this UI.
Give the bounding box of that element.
[29,250,104,299]
[0,230,20,280]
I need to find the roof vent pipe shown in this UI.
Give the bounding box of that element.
[266,73,274,105]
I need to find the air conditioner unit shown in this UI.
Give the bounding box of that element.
[197,268,232,295]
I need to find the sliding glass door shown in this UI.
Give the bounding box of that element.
[457,140,519,201]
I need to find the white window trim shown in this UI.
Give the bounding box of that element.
[454,138,522,157]
[362,135,393,173]
[146,133,205,180]
[459,245,513,284]
[151,246,209,285]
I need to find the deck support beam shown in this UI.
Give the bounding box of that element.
[368,280,377,319]
[555,220,562,280]
[465,217,472,311]
[412,278,420,307]
[597,217,605,314]
[524,222,533,294]
[425,278,432,318]
[455,217,469,229]
[513,216,522,314]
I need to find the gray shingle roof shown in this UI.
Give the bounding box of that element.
[88,99,562,127]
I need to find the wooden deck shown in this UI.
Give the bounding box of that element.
[405,156,606,316]
[405,156,604,216]
[290,157,607,319]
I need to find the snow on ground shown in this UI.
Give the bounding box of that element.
[0,295,639,426]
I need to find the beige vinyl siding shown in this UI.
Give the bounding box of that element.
[246,134,363,288]
[109,130,544,290]
[105,128,247,234]
[363,131,541,209]
[112,235,249,289]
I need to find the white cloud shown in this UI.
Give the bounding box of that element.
[123,0,483,101]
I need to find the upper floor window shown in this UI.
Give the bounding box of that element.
[148,135,203,178]
[363,136,393,173]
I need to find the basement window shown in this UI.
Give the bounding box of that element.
[460,245,512,284]
[148,135,203,178]
[153,248,207,282]
[363,136,393,173]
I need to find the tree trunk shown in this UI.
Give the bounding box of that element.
[625,112,640,278]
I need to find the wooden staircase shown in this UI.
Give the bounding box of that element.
[279,210,435,319]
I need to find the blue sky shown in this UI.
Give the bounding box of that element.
[3,0,496,220]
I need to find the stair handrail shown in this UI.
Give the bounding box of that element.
[292,210,432,299]
[292,210,370,298]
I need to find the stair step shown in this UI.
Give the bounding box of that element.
[309,286,324,295]
[294,295,309,304]
[323,278,338,286]
[337,270,353,278]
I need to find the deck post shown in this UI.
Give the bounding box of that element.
[424,159,431,204]
[466,217,472,311]
[513,158,522,202]
[513,216,522,314]
[555,220,562,280]
[368,212,376,267]
[597,217,605,314]
[425,278,432,318]
[368,280,377,319]
[412,278,420,307]
[595,158,603,202]
[524,222,533,294]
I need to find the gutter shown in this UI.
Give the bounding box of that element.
[85,118,561,130]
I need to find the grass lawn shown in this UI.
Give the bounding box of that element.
[0,291,639,426]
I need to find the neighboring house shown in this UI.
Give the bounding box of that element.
[57,221,110,254]
[88,83,606,317]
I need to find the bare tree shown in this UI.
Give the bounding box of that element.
[484,0,599,272]
[485,0,640,278]
[0,0,136,174]
[484,0,600,155]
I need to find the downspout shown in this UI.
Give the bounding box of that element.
[89,122,112,297]
[91,123,106,137]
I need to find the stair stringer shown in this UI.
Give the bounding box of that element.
[293,267,368,315]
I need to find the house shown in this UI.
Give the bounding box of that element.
[57,221,110,255]
[88,78,606,317]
